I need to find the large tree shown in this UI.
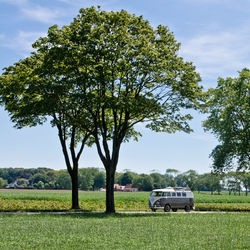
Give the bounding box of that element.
[0,54,92,209]
[203,68,250,172]
[1,7,204,213]
[59,7,202,213]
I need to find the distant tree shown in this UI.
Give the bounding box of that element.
[35,181,45,189]
[165,169,179,177]
[94,172,105,190]
[0,169,9,183]
[181,170,199,190]
[133,174,153,191]
[193,175,206,193]
[120,172,134,186]
[0,177,8,188]
[79,169,94,191]
[203,68,250,172]
[150,173,163,189]
[240,172,250,196]
[31,173,49,185]
[56,171,72,190]
[16,178,29,188]
[202,173,222,195]
[165,169,179,187]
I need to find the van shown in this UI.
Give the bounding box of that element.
[148,187,195,212]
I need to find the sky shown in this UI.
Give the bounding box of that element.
[0,0,249,175]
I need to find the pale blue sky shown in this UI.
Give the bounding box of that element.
[0,0,249,174]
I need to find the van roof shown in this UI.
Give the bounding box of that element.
[152,187,192,192]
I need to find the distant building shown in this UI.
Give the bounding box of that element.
[123,184,138,192]
[113,183,138,192]
[114,184,125,191]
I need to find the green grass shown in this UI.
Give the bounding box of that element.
[0,213,249,249]
[0,189,249,202]
[194,191,250,203]
[0,189,249,212]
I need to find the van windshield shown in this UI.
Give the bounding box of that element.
[150,191,162,197]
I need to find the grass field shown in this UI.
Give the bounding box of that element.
[0,213,249,249]
[0,189,249,212]
[0,190,249,249]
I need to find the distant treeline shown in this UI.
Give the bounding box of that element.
[0,168,249,194]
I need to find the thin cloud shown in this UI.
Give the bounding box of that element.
[0,0,27,4]
[56,0,119,8]
[21,5,62,24]
[1,0,66,24]
[3,31,46,56]
[180,27,250,80]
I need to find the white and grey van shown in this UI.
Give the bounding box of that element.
[148,187,195,212]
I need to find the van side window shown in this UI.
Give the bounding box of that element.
[182,192,187,197]
[162,192,166,196]
[155,192,162,197]
[171,192,176,197]
[167,192,171,197]
[177,192,181,197]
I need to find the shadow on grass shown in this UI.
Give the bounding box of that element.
[59,212,172,219]
[0,210,173,219]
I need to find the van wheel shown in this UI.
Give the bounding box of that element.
[164,204,171,212]
[172,208,177,212]
[151,208,156,212]
[185,205,191,212]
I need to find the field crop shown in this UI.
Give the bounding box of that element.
[0,213,249,249]
[0,189,249,212]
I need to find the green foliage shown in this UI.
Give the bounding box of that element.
[203,68,250,172]
[0,178,7,188]
[32,173,49,185]
[94,172,105,189]
[119,172,134,186]
[16,178,29,187]
[132,174,153,191]
[55,171,72,190]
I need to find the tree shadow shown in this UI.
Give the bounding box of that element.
[0,210,172,219]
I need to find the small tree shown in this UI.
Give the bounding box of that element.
[0,48,92,210]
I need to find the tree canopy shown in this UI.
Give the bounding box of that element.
[203,68,250,172]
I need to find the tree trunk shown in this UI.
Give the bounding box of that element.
[105,167,116,214]
[71,170,80,209]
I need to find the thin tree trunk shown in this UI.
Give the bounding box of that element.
[71,170,79,209]
[105,167,115,213]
